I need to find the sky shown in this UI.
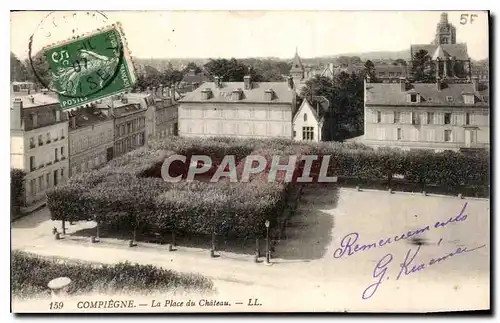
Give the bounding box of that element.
[10,10,489,60]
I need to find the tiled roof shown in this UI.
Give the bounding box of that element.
[410,43,468,60]
[180,81,295,104]
[365,82,489,106]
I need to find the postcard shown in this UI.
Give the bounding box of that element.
[10,10,490,313]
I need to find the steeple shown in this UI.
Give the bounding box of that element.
[433,12,456,45]
[290,48,304,82]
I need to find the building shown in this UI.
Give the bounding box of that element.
[178,75,296,138]
[410,13,471,80]
[10,91,69,210]
[362,77,489,151]
[373,64,408,83]
[178,69,209,94]
[148,87,179,140]
[67,107,114,177]
[292,96,329,142]
[112,98,148,158]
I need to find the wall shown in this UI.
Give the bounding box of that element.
[178,102,293,138]
[364,105,489,150]
[114,111,147,157]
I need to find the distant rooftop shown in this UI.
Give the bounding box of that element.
[12,91,60,109]
[68,107,111,130]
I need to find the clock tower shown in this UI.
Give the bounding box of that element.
[433,13,457,45]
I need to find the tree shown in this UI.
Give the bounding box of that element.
[23,50,51,88]
[393,58,408,66]
[183,62,202,74]
[364,60,378,82]
[10,52,27,82]
[411,50,436,83]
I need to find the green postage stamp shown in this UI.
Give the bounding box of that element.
[43,23,137,110]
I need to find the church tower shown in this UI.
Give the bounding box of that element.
[290,48,305,83]
[433,13,457,45]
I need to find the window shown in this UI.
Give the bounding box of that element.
[47,132,51,143]
[46,173,50,188]
[446,96,454,103]
[444,113,451,125]
[127,122,132,133]
[60,168,64,178]
[293,130,296,138]
[412,112,420,125]
[30,179,36,196]
[53,169,58,186]
[463,95,475,104]
[302,126,314,141]
[61,146,65,159]
[397,128,402,140]
[466,113,470,125]
[303,113,307,122]
[393,112,401,123]
[389,72,394,77]
[427,112,434,125]
[29,137,35,149]
[38,176,43,192]
[410,94,418,103]
[54,148,59,161]
[38,135,43,146]
[444,130,452,142]
[376,111,381,123]
[30,156,36,172]
[60,129,64,139]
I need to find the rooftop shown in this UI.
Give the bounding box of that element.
[12,91,60,109]
[181,81,295,104]
[365,81,489,106]
[68,107,111,129]
[410,43,468,61]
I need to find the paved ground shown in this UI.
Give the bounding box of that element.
[11,186,490,313]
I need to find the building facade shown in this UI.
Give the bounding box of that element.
[292,98,328,142]
[113,99,147,158]
[362,77,489,151]
[10,93,69,209]
[178,76,296,138]
[68,107,114,177]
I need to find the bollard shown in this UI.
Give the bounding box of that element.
[168,244,174,252]
[388,188,393,194]
[422,191,427,196]
[55,232,61,240]
[129,240,136,247]
[356,185,361,192]
[210,249,215,258]
[48,277,71,300]
[458,193,463,199]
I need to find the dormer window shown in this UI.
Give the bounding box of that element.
[408,94,419,103]
[483,95,489,103]
[446,96,454,103]
[201,88,212,100]
[264,89,274,101]
[463,94,475,104]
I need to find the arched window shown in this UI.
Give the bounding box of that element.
[303,113,307,122]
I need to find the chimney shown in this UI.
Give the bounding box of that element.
[436,78,442,91]
[440,13,448,24]
[71,116,76,129]
[11,98,23,129]
[121,96,128,104]
[244,75,252,90]
[472,76,479,91]
[399,77,407,92]
[56,110,61,122]
[214,76,222,88]
[287,76,294,90]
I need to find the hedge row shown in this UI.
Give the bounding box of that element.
[12,251,213,299]
[11,169,26,218]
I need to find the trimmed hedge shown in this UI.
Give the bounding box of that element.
[11,169,26,218]
[12,251,213,299]
[47,137,489,243]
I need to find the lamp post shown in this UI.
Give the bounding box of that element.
[265,220,270,264]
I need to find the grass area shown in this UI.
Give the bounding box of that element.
[11,250,214,299]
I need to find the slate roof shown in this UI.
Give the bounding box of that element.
[180,81,295,104]
[67,107,111,129]
[12,92,60,109]
[374,64,408,76]
[410,43,468,60]
[365,82,489,106]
